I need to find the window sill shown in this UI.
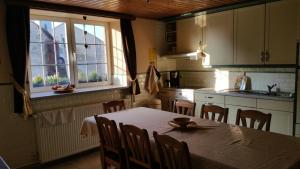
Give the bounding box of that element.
[30,85,129,100]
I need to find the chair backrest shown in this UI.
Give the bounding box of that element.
[103,100,126,113]
[235,109,272,131]
[200,104,229,123]
[94,115,122,153]
[120,123,154,169]
[153,131,192,169]
[173,100,195,116]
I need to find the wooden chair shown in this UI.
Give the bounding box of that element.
[172,99,195,116]
[103,100,126,113]
[153,131,192,169]
[119,123,155,169]
[94,115,126,169]
[235,109,272,131]
[200,104,229,123]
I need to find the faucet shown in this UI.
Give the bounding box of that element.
[267,84,277,94]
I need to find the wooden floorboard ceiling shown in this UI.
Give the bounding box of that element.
[30,0,245,19]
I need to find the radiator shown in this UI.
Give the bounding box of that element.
[35,101,130,163]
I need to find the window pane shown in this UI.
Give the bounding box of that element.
[85,25,95,44]
[29,19,71,90]
[57,44,69,64]
[54,22,67,43]
[87,64,98,82]
[31,66,44,88]
[76,45,86,64]
[43,42,55,64]
[74,24,84,44]
[30,20,41,42]
[74,22,109,86]
[95,26,105,44]
[44,65,57,86]
[30,43,42,65]
[78,65,87,83]
[86,45,96,63]
[97,64,108,81]
[58,65,70,85]
[96,45,107,63]
[40,20,54,42]
[57,64,69,79]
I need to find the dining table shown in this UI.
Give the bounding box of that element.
[80,107,300,169]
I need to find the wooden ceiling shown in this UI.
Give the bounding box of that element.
[30,0,244,19]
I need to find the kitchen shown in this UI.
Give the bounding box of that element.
[157,0,298,136]
[1,0,300,169]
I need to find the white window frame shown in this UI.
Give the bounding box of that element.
[29,15,74,93]
[28,14,112,93]
[70,19,111,88]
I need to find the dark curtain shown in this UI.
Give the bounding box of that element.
[120,18,140,95]
[6,4,30,114]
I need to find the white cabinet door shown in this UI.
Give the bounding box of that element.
[177,16,203,53]
[235,4,265,65]
[266,0,298,64]
[257,109,293,135]
[205,10,234,65]
[225,96,256,108]
[195,101,225,119]
[226,105,254,125]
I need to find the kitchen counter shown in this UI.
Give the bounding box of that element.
[196,88,294,102]
[159,86,203,111]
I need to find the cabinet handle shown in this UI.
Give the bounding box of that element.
[265,51,270,62]
[207,96,214,99]
[260,51,265,63]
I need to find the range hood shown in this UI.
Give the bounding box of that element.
[160,51,200,60]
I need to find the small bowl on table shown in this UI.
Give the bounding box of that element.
[173,117,191,128]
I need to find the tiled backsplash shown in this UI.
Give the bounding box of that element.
[179,70,296,93]
[157,57,296,93]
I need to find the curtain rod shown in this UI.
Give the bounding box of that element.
[6,0,136,20]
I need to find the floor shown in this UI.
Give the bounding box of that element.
[43,151,101,169]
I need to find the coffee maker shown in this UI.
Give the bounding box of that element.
[169,71,180,88]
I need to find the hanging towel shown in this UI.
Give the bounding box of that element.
[36,107,75,127]
[145,64,160,95]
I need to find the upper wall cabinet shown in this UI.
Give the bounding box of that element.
[235,4,265,65]
[204,10,234,65]
[235,0,298,65]
[266,0,298,64]
[176,16,203,53]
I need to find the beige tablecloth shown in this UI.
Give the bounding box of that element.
[80,107,300,169]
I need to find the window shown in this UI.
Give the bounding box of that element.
[29,14,114,93]
[29,19,71,89]
[72,22,109,86]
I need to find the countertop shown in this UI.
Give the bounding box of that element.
[195,88,295,102]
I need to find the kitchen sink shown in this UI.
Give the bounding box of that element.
[229,90,293,98]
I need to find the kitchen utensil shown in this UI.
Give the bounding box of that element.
[234,73,251,91]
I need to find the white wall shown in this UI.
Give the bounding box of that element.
[132,18,175,73]
[0,1,38,168]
